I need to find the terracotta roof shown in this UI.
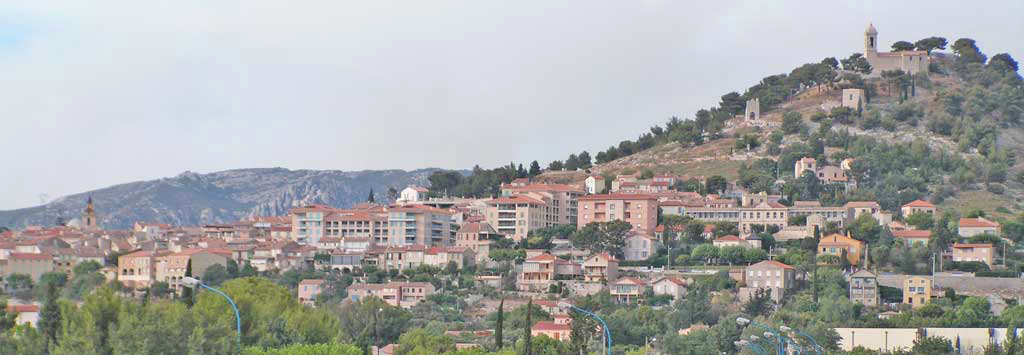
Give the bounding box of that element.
[587,252,618,262]
[487,196,547,205]
[714,235,743,242]
[525,254,557,262]
[799,157,816,163]
[299,279,326,285]
[902,200,936,208]
[6,304,40,313]
[612,277,646,286]
[959,218,1000,228]
[749,260,795,270]
[655,277,687,286]
[793,201,821,207]
[892,230,931,238]
[952,243,993,249]
[578,194,657,201]
[504,184,584,193]
[844,201,880,208]
[532,321,571,332]
[10,252,51,260]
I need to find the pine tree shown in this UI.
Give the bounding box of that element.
[812,225,821,303]
[39,283,61,348]
[367,189,376,203]
[524,299,533,355]
[528,161,541,177]
[495,298,504,349]
[181,259,194,307]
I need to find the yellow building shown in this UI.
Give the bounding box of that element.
[818,233,864,266]
[903,276,932,308]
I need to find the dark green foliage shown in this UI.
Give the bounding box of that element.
[891,41,915,52]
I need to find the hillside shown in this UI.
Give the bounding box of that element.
[0,168,445,230]
[540,51,1024,218]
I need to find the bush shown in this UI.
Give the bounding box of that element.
[975,271,1019,278]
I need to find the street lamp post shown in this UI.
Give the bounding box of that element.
[558,302,611,355]
[781,326,823,355]
[182,276,242,353]
[737,317,789,355]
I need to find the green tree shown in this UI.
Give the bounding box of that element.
[111,301,194,355]
[570,221,631,257]
[528,161,541,177]
[523,299,532,355]
[39,283,61,348]
[912,336,952,355]
[5,273,32,290]
[336,296,410,349]
[914,37,948,54]
[242,343,362,355]
[989,53,1019,72]
[705,175,728,194]
[202,264,231,287]
[841,53,873,74]
[395,328,455,355]
[781,111,805,134]
[494,299,504,350]
[891,41,915,52]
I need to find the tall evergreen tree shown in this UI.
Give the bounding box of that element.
[495,298,504,349]
[523,299,532,355]
[181,259,194,307]
[367,189,376,203]
[39,283,61,349]
[528,161,541,177]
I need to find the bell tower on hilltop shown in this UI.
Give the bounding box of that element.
[82,196,98,230]
[864,23,878,57]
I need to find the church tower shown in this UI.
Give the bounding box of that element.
[83,196,98,230]
[864,23,878,57]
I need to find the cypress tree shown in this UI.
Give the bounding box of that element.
[524,299,532,355]
[495,298,504,349]
[39,283,61,348]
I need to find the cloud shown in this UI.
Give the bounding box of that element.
[1,1,1022,209]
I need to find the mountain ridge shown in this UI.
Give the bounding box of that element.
[0,167,459,230]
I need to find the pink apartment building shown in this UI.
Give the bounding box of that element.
[577,194,658,232]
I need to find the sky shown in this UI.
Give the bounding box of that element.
[1,1,1022,210]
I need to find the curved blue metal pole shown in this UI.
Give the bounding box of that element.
[748,321,788,355]
[746,342,769,355]
[790,328,823,355]
[571,306,611,355]
[201,284,242,353]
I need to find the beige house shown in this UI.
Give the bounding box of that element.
[156,249,230,293]
[842,88,866,110]
[901,200,937,217]
[651,277,687,302]
[582,253,618,282]
[531,321,571,341]
[892,230,931,246]
[118,250,170,290]
[347,282,435,309]
[517,253,581,292]
[903,276,932,308]
[610,277,646,304]
[577,194,659,232]
[454,222,501,263]
[298,279,329,305]
[623,234,659,261]
[423,246,475,269]
[743,260,796,302]
[958,218,1000,238]
[952,243,995,266]
[849,270,879,307]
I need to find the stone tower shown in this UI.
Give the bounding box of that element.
[865,23,878,56]
[744,98,760,121]
[82,196,97,230]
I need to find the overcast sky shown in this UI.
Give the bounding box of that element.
[1,1,1022,210]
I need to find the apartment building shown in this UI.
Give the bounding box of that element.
[347,282,435,309]
[454,222,501,263]
[849,270,879,307]
[6,253,54,282]
[386,205,457,247]
[291,204,455,247]
[500,183,582,225]
[577,194,658,232]
[958,218,1001,238]
[484,195,550,242]
[952,243,995,266]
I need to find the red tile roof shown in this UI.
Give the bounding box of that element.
[892,230,931,238]
[525,254,557,262]
[750,260,795,270]
[902,200,936,208]
[532,321,571,331]
[953,243,993,249]
[10,252,51,260]
[486,196,547,205]
[714,235,742,242]
[959,218,1000,228]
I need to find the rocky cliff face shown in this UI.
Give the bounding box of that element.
[0,167,450,230]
